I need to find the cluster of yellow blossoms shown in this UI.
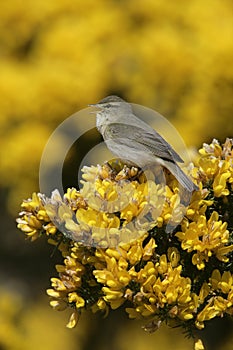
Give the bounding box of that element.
[17,139,233,348]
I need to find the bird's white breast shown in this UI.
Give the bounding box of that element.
[96,111,106,134]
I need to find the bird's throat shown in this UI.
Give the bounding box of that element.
[96,112,106,134]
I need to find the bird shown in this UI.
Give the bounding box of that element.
[89,95,198,192]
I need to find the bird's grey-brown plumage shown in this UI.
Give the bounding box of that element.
[90,95,197,192]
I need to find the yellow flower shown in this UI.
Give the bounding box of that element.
[142,237,157,261]
[93,249,134,309]
[66,311,80,329]
[68,293,85,308]
[51,278,67,292]
[185,188,213,221]
[176,211,231,269]
[16,192,56,241]
[199,283,210,303]
[198,139,233,195]
[210,270,233,294]
[64,187,87,211]
[91,298,109,316]
[213,170,231,197]
[196,296,226,329]
[194,339,205,350]
[167,247,180,267]
[16,139,233,346]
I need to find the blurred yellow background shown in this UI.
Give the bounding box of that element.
[0,1,233,349]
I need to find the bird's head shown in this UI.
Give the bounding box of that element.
[89,95,132,130]
[89,95,126,111]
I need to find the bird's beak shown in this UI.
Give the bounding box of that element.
[88,103,100,114]
[88,103,102,108]
[88,104,103,114]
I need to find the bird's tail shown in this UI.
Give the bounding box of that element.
[165,161,198,192]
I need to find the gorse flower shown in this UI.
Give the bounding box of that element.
[16,139,233,349]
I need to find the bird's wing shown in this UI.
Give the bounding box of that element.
[103,123,184,163]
